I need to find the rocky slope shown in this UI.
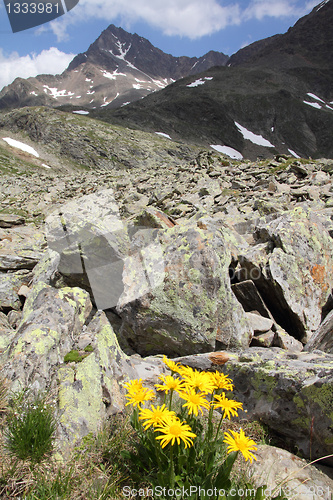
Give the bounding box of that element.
[0,107,333,469]
[0,24,228,111]
[98,0,333,160]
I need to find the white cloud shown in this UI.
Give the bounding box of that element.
[243,0,318,21]
[48,0,318,41]
[50,0,242,40]
[0,47,75,91]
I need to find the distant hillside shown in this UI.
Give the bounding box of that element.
[92,0,333,160]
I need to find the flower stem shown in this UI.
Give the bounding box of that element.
[214,411,224,442]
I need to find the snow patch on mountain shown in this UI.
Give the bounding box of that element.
[100,93,120,107]
[152,79,169,89]
[155,132,172,140]
[211,145,243,159]
[101,69,127,80]
[307,92,325,103]
[316,0,330,11]
[2,137,39,157]
[235,122,275,148]
[187,77,213,88]
[43,86,75,98]
[288,149,301,158]
[304,101,321,109]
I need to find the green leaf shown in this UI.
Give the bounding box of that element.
[255,486,267,500]
[214,452,238,490]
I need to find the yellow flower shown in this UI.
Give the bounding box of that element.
[163,355,181,373]
[179,388,210,416]
[213,393,243,419]
[123,378,143,394]
[209,372,234,392]
[155,374,185,394]
[181,368,215,394]
[125,387,155,408]
[139,404,176,430]
[223,429,257,463]
[155,416,196,448]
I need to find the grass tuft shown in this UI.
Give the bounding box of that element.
[3,389,56,465]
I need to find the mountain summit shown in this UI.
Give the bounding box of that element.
[0,24,228,110]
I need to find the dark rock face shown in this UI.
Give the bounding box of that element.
[229,0,333,72]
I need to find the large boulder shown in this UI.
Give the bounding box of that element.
[247,445,333,500]
[45,191,253,356]
[173,348,333,465]
[0,279,167,450]
[57,311,139,446]
[1,282,93,392]
[117,217,253,356]
[0,223,45,271]
[44,188,130,307]
[237,207,333,343]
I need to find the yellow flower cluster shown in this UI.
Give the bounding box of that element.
[124,355,257,462]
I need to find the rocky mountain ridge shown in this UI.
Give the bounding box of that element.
[0,24,228,111]
[98,0,333,160]
[1,2,332,161]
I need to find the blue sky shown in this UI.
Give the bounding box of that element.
[0,0,318,91]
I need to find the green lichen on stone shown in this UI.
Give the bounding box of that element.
[251,366,278,403]
[58,353,104,445]
[19,281,50,326]
[57,287,90,326]
[301,383,333,422]
[12,327,60,356]
[31,328,60,355]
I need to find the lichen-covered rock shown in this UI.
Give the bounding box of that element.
[0,224,45,271]
[273,327,303,352]
[31,249,60,286]
[47,192,253,355]
[304,309,333,354]
[245,311,274,333]
[1,282,92,392]
[238,207,333,343]
[221,348,333,465]
[0,214,25,228]
[0,311,15,352]
[247,445,333,500]
[117,217,252,356]
[45,189,131,309]
[173,348,333,465]
[57,311,166,448]
[0,269,33,311]
[250,330,275,347]
[57,311,137,445]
